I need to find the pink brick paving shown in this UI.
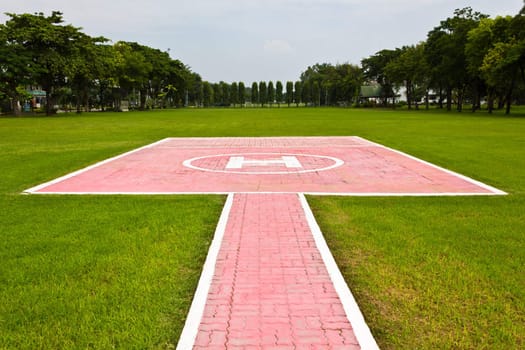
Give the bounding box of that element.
[193,193,360,349]
[24,136,506,349]
[26,137,505,195]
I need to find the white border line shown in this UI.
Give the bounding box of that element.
[25,191,507,196]
[176,193,234,350]
[354,136,507,195]
[24,136,507,196]
[23,138,171,194]
[298,193,380,350]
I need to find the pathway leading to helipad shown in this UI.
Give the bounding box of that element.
[25,137,506,349]
[180,193,374,349]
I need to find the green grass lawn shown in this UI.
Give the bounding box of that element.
[1,107,524,349]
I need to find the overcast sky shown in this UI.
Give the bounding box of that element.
[1,1,523,83]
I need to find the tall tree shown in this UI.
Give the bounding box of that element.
[113,42,152,111]
[294,81,302,107]
[361,49,400,106]
[301,80,311,106]
[230,82,238,107]
[286,81,294,106]
[267,81,275,107]
[425,7,488,111]
[0,16,35,115]
[3,11,90,115]
[238,82,246,106]
[259,81,267,107]
[385,43,429,109]
[202,81,213,107]
[251,82,259,105]
[275,81,283,107]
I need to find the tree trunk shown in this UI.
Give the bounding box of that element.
[505,75,516,115]
[84,89,90,112]
[140,89,147,110]
[406,81,412,110]
[438,85,444,109]
[446,86,452,111]
[457,87,463,112]
[11,98,22,116]
[45,90,55,116]
[487,88,494,114]
[76,93,82,114]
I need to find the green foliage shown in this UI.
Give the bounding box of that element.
[0,11,195,115]
[286,81,294,106]
[294,81,302,106]
[300,63,363,106]
[267,81,275,106]
[238,82,246,105]
[258,81,267,106]
[275,81,283,105]
[251,82,258,104]
[384,43,429,109]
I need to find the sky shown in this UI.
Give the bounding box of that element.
[1,0,523,83]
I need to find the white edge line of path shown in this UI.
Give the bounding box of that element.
[22,138,172,194]
[299,193,381,350]
[176,193,234,350]
[354,136,507,195]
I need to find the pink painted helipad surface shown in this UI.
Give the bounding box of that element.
[25,136,505,195]
[24,136,505,349]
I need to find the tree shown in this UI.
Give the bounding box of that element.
[286,81,294,106]
[275,81,283,106]
[251,82,259,105]
[267,81,275,107]
[230,82,238,107]
[425,7,488,111]
[301,80,311,106]
[259,81,267,107]
[3,11,92,115]
[466,12,525,114]
[361,49,400,106]
[385,43,429,109]
[0,16,35,115]
[202,81,213,107]
[294,81,302,106]
[113,42,152,111]
[70,35,110,113]
[238,82,246,106]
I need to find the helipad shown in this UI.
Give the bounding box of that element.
[25,136,505,195]
[24,136,505,349]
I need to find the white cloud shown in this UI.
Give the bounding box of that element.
[264,39,294,55]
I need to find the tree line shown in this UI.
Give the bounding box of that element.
[1,5,524,116]
[362,5,525,114]
[0,11,199,116]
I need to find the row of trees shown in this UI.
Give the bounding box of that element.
[362,6,525,114]
[206,5,525,113]
[199,79,338,108]
[0,11,199,116]
[1,5,524,115]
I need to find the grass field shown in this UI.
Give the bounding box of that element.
[1,107,524,349]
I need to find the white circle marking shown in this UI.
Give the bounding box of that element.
[182,153,344,175]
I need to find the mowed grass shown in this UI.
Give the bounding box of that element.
[1,107,524,349]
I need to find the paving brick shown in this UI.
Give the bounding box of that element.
[191,193,362,349]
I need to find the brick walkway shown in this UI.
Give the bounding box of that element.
[192,193,361,349]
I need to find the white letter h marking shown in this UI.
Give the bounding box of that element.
[226,156,302,169]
